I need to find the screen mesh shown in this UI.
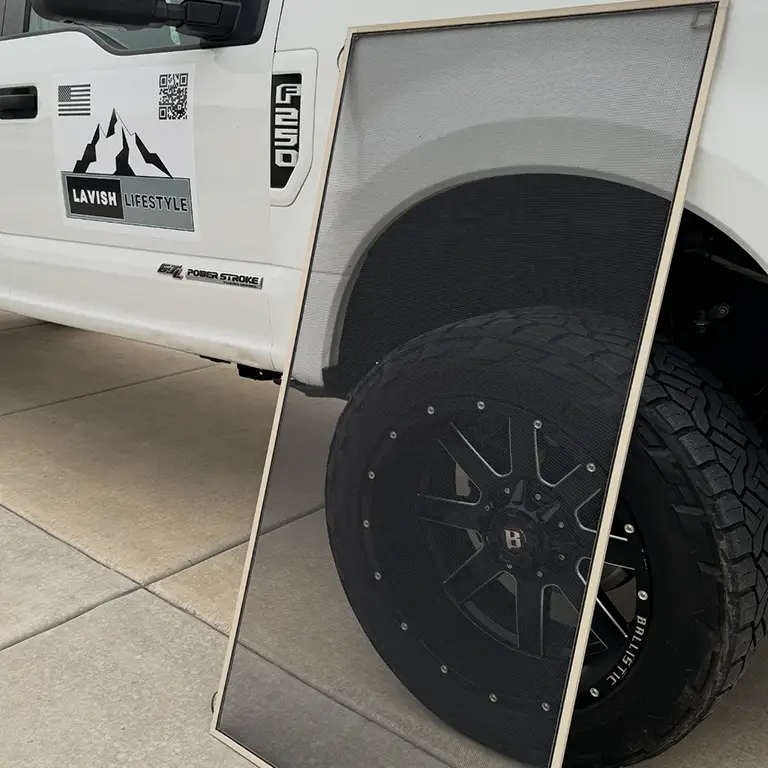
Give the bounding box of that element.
[217,5,719,768]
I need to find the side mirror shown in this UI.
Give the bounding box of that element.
[30,0,243,40]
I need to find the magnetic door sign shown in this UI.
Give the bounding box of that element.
[53,68,197,234]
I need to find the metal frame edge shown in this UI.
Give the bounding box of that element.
[212,3,730,766]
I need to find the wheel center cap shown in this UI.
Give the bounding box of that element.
[487,511,538,561]
[502,526,527,552]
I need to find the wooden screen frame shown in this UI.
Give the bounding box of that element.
[213,2,729,766]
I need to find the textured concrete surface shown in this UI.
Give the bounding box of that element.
[0,310,43,332]
[0,360,340,584]
[0,321,207,415]
[0,505,134,650]
[225,511,518,768]
[221,642,451,768]
[0,590,252,768]
[150,542,248,634]
[0,365,270,583]
[3,314,768,768]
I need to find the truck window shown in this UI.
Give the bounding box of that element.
[22,0,200,52]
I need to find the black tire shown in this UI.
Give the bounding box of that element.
[325,309,768,768]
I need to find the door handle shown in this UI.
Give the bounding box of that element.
[0,86,38,120]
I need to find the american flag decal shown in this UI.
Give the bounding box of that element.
[58,84,91,117]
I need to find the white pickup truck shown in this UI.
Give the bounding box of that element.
[1,0,767,765]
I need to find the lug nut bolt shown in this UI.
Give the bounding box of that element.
[400,622,408,631]
[504,487,511,494]
[587,463,596,473]
[558,522,565,529]
[489,693,498,703]
[440,665,448,674]
[534,493,542,501]
[638,590,648,601]
[558,554,565,561]
[368,471,375,479]
[374,572,381,580]
[534,420,542,429]
[542,702,551,712]
[390,431,397,439]
[427,406,435,415]
[537,570,543,578]
[590,687,600,698]
[477,401,485,410]
[363,520,370,528]
[624,524,635,534]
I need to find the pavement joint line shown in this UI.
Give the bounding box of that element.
[0,363,214,418]
[143,535,253,588]
[0,509,453,766]
[142,588,455,768]
[258,503,326,536]
[142,583,234,637]
[0,575,455,768]
[0,503,253,589]
[0,504,325,591]
[0,584,142,654]
[226,637,457,768]
[0,502,144,588]
[0,321,45,334]
[143,505,325,589]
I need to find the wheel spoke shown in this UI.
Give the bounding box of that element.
[515,578,546,655]
[507,416,539,480]
[437,423,501,495]
[555,571,586,615]
[416,494,483,531]
[443,546,502,605]
[551,465,602,513]
[590,589,629,648]
[604,533,641,571]
[559,569,629,649]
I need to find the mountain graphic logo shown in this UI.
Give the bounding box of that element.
[73,109,173,178]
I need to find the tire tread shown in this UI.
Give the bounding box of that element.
[329,309,768,767]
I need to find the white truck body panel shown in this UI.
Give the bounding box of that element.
[0,0,765,381]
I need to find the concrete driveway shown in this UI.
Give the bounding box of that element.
[1,310,767,768]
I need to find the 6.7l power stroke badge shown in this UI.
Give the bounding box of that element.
[157,263,263,289]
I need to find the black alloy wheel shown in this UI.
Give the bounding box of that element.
[326,310,768,768]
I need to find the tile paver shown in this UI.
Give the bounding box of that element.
[3,322,768,768]
[227,511,518,768]
[0,590,251,768]
[0,321,207,415]
[0,366,271,583]
[219,641,450,768]
[0,505,134,650]
[0,310,43,332]
[150,542,247,634]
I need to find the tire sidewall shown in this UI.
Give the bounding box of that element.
[326,316,728,768]
[567,415,723,764]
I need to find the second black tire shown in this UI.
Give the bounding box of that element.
[325,309,768,768]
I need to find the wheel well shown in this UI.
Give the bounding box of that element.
[329,173,768,428]
[659,213,768,427]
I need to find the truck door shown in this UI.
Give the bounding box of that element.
[0,0,283,368]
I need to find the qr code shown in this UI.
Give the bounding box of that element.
[158,73,189,120]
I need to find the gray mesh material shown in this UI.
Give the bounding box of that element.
[217,6,717,768]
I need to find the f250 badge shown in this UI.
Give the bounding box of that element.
[271,73,302,190]
[157,263,263,289]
